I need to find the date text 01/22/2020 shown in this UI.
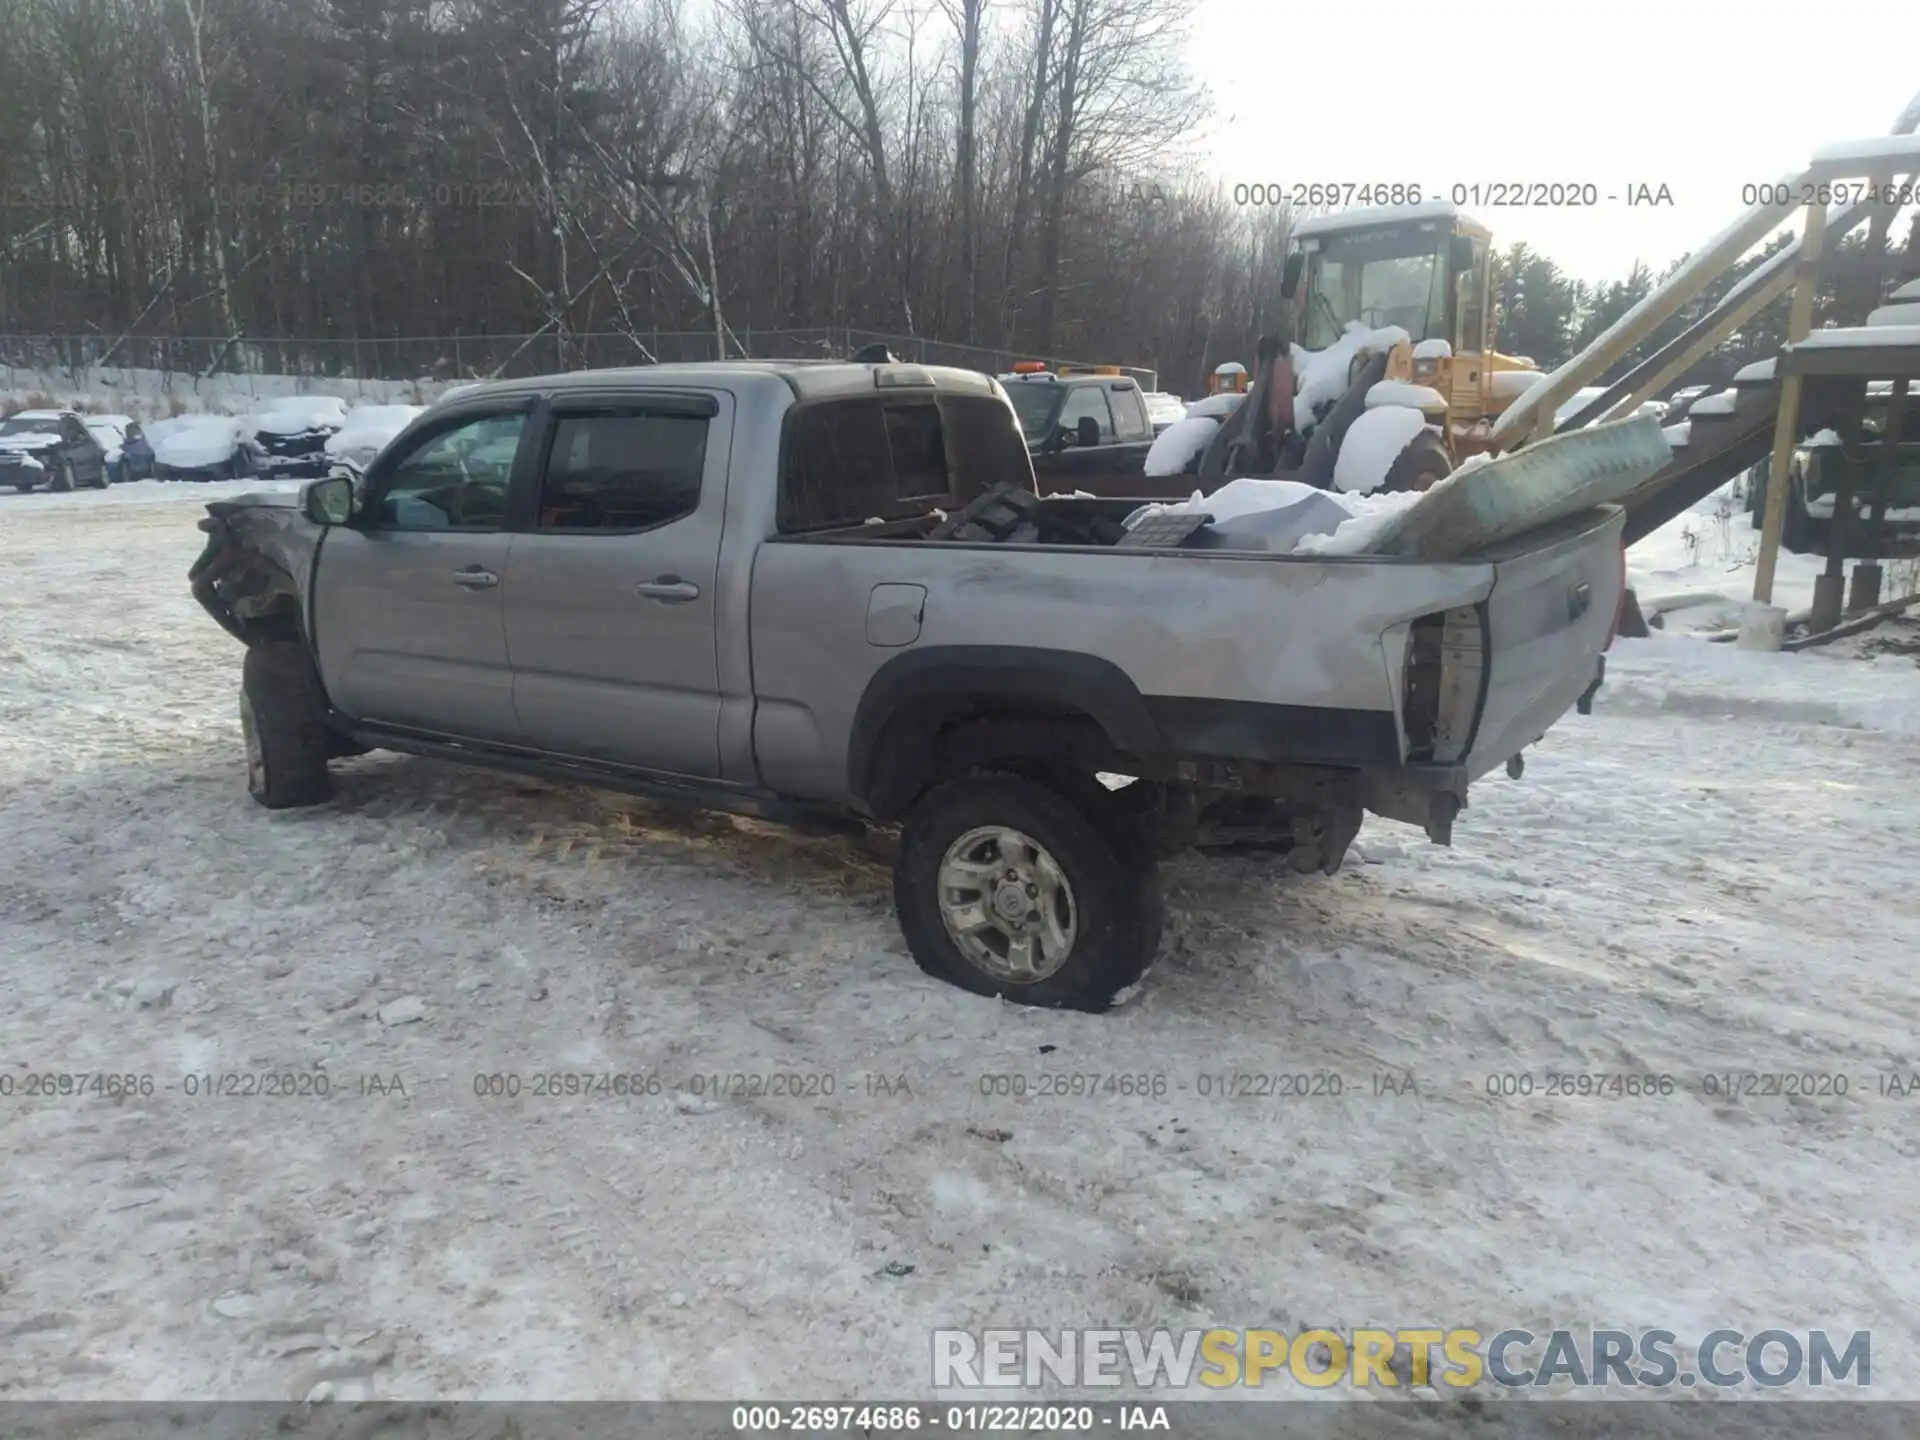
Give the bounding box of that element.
[1226,182,1675,208]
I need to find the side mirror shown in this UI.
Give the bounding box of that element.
[1075,416,1101,448]
[1280,252,1304,300]
[303,474,354,526]
[1451,235,1475,272]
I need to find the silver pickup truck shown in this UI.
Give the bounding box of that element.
[190,361,1630,1012]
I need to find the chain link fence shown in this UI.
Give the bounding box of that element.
[0,329,1157,400]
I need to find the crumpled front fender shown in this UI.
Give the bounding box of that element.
[188,496,319,646]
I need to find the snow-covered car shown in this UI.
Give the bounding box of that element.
[153,415,256,482]
[118,420,157,481]
[245,396,351,478]
[0,409,111,491]
[82,414,140,483]
[323,404,424,485]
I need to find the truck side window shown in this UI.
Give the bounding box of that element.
[1058,385,1114,442]
[369,411,524,532]
[1107,383,1149,442]
[537,411,709,532]
[780,398,953,532]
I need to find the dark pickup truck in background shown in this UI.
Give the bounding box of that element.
[1009,371,1158,491]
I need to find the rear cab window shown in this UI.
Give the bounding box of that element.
[1107,381,1149,442]
[778,393,1028,534]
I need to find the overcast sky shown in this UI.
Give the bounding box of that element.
[1185,0,1919,284]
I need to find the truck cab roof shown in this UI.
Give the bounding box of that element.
[437,361,1004,406]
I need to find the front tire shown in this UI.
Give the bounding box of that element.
[894,776,1162,1012]
[1379,430,1452,493]
[240,639,333,809]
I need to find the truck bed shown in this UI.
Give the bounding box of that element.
[746,500,1625,815]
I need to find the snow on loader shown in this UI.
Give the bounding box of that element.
[1091,203,1563,503]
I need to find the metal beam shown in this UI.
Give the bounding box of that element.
[1498,92,1920,448]
[1754,201,1830,604]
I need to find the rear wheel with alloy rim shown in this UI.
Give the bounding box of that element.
[894,775,1162,1011]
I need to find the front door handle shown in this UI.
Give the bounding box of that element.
[636,576,701,603]
[452,567,499,589]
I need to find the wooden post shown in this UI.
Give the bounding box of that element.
[1754,200,1830,604]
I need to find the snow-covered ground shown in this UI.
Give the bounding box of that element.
[1627,474,1907,633]
[4,483,1920,1403]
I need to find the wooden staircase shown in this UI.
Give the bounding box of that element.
[1618,370,1784,546]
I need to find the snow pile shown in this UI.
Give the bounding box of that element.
[1290,489,1428,555]
[1689,389,1739,416]
[1866,303,1920,329]
[1662,421,1691,447]
[1183,392,1243,420]
[1142,416,1220,476]
[1894,277,1920,302]
[1332,408,1432,493]
[1411,338,1452,360]
[1733,357,1777,383]
[1120,475,1424,555]
[1365,380,1445,411]
[1793,325,1920,350]
[1290,322,1411,417]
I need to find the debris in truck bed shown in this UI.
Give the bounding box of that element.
[1365,416,1674,560]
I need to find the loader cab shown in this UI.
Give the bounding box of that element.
[1290,205,1499,441]
[1292,207,1492,355]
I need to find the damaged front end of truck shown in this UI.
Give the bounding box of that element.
[188,494,319,646]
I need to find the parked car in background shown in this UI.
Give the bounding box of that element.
[118,420,157,481]
[246,396,351,478]
[1008,369,1159,491]
[1141,391,1187,434]
[82,415,136,482]
[324,404,425,490]
[0,409,111,491]
[154,415,256,481]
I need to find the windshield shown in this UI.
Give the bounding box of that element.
[1301,227,1450,350]
[1003,381,1059,441]
[0,417,61,438]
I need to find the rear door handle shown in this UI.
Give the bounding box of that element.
[636,576,700,603]
[452,567,499,589]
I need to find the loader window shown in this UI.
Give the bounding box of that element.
[1302,227,1451,349]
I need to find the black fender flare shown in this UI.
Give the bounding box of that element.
[847,646,1165,819]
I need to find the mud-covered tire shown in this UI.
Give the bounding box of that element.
[1378,430,1452,493]
[894,776,1162,1012]
[240,639,333,809]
